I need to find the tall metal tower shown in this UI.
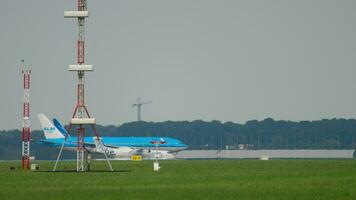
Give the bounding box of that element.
[54,0,112,172]
[21,60,31,170]
[133,98,152,121]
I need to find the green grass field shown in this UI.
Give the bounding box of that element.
[0,159,356,200]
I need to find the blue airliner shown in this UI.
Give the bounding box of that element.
[38,114,188,159]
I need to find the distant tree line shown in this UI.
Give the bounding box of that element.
[1,118,356,160]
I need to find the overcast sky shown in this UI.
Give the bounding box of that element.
[1,0,356,130]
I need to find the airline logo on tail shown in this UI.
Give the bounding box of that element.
[38,113,65,139]
[43,127,56,132]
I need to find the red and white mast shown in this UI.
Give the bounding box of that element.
[21,60,31,170]
[53,0,112,172]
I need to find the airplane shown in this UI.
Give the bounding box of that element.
[93,137,174,160]
[37,113,188,160]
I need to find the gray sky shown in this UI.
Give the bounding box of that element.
[1,0,356,130]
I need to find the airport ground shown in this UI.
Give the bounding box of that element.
[0,159,356,200]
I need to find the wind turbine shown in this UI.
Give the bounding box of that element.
[133,97,152,121]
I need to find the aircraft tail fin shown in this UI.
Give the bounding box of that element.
[38,113,65,139]
[53,118,70,137]
[93,137,106,153]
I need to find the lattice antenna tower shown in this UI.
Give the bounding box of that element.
[53,0,112,172]
[21,59,31,170]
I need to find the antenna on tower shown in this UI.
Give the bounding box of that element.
[133,97,152,122]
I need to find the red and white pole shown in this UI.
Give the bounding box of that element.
[21,60,31,170]
[58,0,113,172]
